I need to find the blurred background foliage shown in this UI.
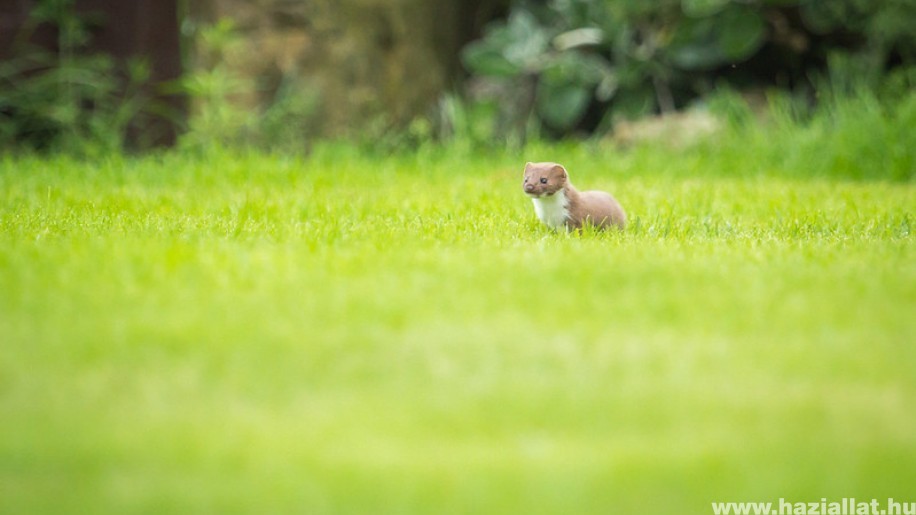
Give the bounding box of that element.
[0,0,154,155]
[0,0,914,153]
[461,0,916,139]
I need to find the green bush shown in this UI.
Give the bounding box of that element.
[461,0,916,139]
[172,18,321,154]
[0,0,152,155]
[1,5,322,155]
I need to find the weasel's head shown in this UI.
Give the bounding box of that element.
[523,162,568,198]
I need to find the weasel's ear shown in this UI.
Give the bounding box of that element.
[524,162,534,170]
[552,164,567,178]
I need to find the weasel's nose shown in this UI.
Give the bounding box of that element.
[524,183,535,192]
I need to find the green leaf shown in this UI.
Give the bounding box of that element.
[668,42,725,70]
[541,52,611,87]
[461,42,522,77]
[612,87,656,120]
[502,10,551,69]
[460,10,551,77]
[682,0,730,18]
[666,6,766,69]
[537,82,591,129]
[799,2,846,34]
[666,16,718,69]
[596,73,619,101]
[718,7,766,61]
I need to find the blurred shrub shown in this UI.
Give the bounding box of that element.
[0,0,150,155]
[461,0,916,140]
[707,84,916,181]
[2,7,320,155]
[173,18,320,153]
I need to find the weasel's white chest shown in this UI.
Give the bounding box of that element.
[531,191,569,230]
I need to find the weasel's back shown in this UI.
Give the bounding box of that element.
[571,190,626,229]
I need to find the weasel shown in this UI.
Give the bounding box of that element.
[522,161,626,231]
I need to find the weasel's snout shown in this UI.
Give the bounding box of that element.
[524,183,535,193]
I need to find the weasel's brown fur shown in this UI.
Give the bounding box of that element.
[522,162,626,230]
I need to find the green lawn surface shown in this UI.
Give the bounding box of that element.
[1,143,914,514]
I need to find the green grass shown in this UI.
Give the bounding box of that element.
[1,129,914,514]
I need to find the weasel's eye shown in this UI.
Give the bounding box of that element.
[539,177,548,184]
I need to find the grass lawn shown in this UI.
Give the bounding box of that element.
[1,139,914,513]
